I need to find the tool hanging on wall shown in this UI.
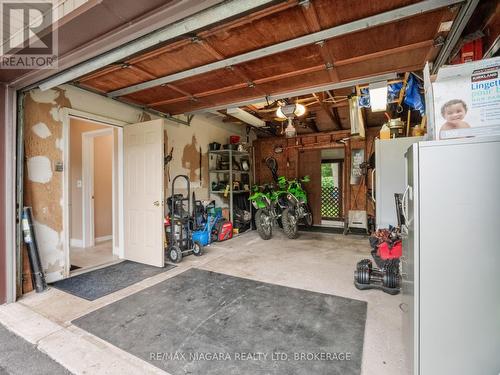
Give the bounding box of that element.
[352,135,375,209]
[164,147,173,182]
[396,72,410,113]
[406,109,411,137]
[265,156,279,183]
[199,146,202,183]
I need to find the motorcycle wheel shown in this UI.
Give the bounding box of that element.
[255,209,273,240]
[303,204,313,227]
[282,208,299,239]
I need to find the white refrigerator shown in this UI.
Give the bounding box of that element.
[374,137,422,229]
[402,136,500,375]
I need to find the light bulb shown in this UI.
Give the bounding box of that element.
[276,106,286,119]
[295,103,306,117]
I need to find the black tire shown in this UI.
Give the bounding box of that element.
[277,216,283,229]
[282,208,299,239]
[211,221,222,242]
[255,209,273,240]
[168,245,183,263]
[302,204,313,227]
[192,241,204,256]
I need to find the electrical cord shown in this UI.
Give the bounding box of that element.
[265,156,279,183]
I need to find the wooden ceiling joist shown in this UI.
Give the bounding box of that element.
[181,72,397,114]
[312,92,341,129]
[106,0,461,98]
[195,38,268,97]
[141,48,425,110]
[334,40,435,67]
[39,0,280,91]
[300,0,340,82]
[68,0,476,131]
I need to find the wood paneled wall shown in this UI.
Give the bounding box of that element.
[252,128,381,221]
[298,150,321,224]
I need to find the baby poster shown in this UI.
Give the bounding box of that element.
[432,57,500,140]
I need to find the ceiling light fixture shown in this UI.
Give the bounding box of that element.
[276,103,306,118]
[276,103,306,138]
[368,81,388,112]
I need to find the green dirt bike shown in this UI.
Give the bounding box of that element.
[250,176,312,240]
[279,175,313,239]
[249,183,287,240]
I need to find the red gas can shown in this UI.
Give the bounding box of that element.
[218,221,233,241]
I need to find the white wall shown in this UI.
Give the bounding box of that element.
[162,112,246,207]
[25,84,245,281]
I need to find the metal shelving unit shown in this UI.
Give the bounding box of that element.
[208,148,252,223]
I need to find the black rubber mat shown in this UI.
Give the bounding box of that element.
[73,268,367,375]
[51,261,175,301]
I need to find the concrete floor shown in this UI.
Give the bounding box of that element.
[0,230,407,375]
[70,240,118,270]
[0,323,70,375]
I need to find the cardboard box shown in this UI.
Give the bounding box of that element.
[425,57,500,140]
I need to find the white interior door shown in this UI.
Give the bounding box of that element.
[124,119,164,267]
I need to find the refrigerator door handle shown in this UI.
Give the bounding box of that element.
[371,168,376,202]
[402,185,410,225]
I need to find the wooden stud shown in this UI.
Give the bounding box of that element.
[344,138,351,220]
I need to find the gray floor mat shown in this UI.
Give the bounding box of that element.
[50,261,176,301]
[0,324,70,375]
[73,268,367,375]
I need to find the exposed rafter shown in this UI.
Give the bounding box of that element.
[300,0,340,82]
[141,37,434,110]
[107,0,462,98]
[191,37,268,97]
[312,92,341,129]
[184,72,398,114]
[38,0,279,91]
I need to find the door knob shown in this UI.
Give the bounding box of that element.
[153,200,160,207]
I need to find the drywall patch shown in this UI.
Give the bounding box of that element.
[27,156,53,183]
[32,122,52,139]
[29,88,59,104]
[24,89,68,233]
[49,107,61,122]
[55,138,63,151]
[33,220,64,281]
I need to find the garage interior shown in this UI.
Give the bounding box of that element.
[3,0,499,374]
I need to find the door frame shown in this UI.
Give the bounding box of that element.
[320,158,344,220]
[62,108,126,277]
[81,128,114,249]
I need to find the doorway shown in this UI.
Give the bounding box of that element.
[320,149,345,227]
[68,118,119,272]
